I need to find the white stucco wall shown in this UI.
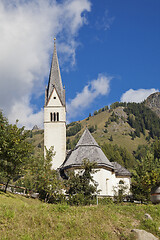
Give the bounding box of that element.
[74,168,131,197]
[44,89,66,170]
[93,168,115,196]
[93,169,131,196]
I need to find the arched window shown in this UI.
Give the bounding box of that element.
[50,113,53,122]
[106,178,109,195]
[57,112,59,121]
[54,112,56,121]
[119,180,124,184]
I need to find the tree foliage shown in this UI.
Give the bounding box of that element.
[65,159,99,205]
[124,102,160,139]
[131,152,160,203]
[17,147,64,202]
[101,143,135,169]
[0,112,32,192]
[88,125,97,133]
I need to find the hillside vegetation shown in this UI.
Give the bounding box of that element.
[26,93,160,169]
[28,96,160,169]
[1,191,160,240]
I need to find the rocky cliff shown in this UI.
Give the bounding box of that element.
[145,92,160,118]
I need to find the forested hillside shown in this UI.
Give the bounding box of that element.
[28,93,160,170]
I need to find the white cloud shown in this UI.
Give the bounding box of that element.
[7,97,44,130]
[120,88,159,103]
[67,74,112,120]
[0,0,91,129]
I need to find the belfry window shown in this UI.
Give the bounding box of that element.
[57,112,59,121]
[54,112,56,121]
[50,112,60,122]
[50,113,53,122]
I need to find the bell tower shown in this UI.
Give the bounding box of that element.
[44,38,66,169]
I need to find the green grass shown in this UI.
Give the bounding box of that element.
[0,191,160,240]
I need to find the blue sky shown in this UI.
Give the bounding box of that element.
[0,0,159,128]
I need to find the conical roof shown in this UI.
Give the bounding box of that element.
[76,128,99,147]
[47,39,65,105]
[61,128,113,170]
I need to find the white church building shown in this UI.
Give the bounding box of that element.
[44,39,131,197]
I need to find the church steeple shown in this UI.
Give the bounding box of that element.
[44,38,66,170]
[46,38,65,106]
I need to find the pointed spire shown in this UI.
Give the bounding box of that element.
[47,38,65,105]
[75,128,99,148]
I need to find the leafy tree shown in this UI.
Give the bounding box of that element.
[113,182,129,203]
[131,152,160,203]
[65,159,99,205]
[0,113,32,192]
[18,147,64,202]
[133,144,151,161]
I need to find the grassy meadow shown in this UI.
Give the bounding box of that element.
[0,191,160,240]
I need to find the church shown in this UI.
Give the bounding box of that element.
[44,39,131,197]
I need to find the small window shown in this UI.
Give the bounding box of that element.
[54,97,56,99]
[119,180,124,184]
[50,113,53,122]
[57,112,59,121]
[54,112,56,121]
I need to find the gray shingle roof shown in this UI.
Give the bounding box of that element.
[47,39,65,106]
[76,127,99,147]
[112,162,131,176]
[61,128,114,170]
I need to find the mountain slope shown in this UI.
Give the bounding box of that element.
[66,106,150,154]
[28,94,160,168]
[145,92,160,118]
